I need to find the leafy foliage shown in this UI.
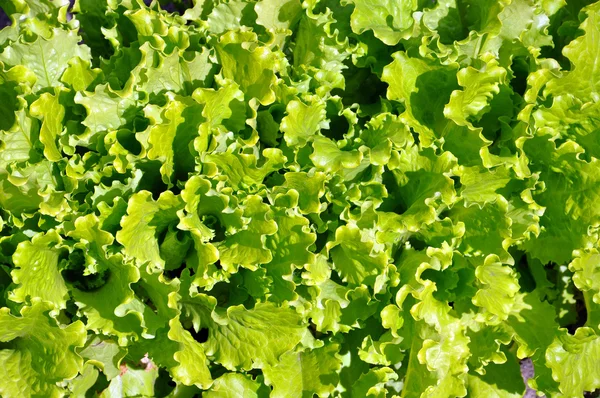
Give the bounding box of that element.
[0,0,599,396]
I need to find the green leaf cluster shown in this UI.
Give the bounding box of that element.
[1,0,600,397]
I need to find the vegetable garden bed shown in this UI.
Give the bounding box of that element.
[1,0,600,397]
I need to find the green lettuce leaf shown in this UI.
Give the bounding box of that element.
[9,230,68,309]
[0,301,87,397]
[263,344,342,397]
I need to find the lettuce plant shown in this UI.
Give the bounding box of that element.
[1,0,600,397]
